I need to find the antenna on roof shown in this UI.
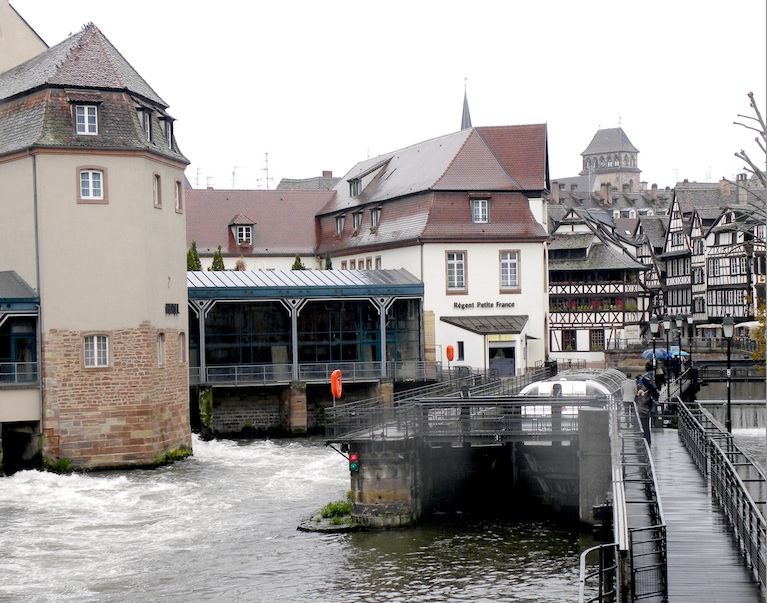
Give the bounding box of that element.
[195,167,204,188]
[206,176,215,190]
[232,165,245,188]
[261,153,273,190]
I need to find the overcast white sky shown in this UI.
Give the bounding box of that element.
[11,0,767,191]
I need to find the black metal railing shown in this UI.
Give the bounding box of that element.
[579,543,621,603]
[579,399,668,602]
[325,365,560,442]
[189,360,446,387]
[677,400,766,590]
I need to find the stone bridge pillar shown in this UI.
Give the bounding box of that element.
[349,441,426,528]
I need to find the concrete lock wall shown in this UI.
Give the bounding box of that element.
[578,407,611,525]
[350,441,426,528]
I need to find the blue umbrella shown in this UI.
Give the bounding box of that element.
[641,348,668,360]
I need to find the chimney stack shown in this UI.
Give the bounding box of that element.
[650,183,658,201]
[737,173,748,203]
[719,177,731,196]
[322,170,333,178]
[550,181,560,203]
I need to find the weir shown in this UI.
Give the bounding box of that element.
[327,367,624,527]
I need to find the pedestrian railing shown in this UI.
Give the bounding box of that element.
[325,365,559,442]
[579,399,668,602]
[677,400,766,590]
[189,360,446,386]
[579,543,621,603]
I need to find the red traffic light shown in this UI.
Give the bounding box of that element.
[348,452,359,472]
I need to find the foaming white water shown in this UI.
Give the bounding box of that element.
[0,435,582,602]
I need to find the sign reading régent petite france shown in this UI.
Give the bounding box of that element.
[453,301,516,310]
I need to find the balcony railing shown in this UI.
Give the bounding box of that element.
[189,361,444,387]
[0,362,39,386]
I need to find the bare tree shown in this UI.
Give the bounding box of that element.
[735,92,767,188]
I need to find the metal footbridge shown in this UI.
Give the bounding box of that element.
[324,365,765,602]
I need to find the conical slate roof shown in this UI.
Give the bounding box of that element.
[0,23,166,106]
[581,127,639,156]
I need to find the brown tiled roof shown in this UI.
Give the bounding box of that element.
[186,189,335,256]
[421,191,547,240]
[475,125,548,190]
[319,124,549,217]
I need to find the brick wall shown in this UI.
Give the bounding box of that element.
[42,322,191,469]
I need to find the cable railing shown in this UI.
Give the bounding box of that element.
[677,400,766,590]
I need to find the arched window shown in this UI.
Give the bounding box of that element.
[614,155,620,166]
[599,156,606,168]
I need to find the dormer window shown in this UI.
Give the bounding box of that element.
[143,111,152,141]
[335,215,345,235]
[164,119,173,149]
[371,207,381,230]
[75,105,98,135]
[236,225,252,245]
[471,199,489,223]
[349,178,362,197]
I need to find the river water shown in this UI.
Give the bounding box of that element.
[0,436,588,602]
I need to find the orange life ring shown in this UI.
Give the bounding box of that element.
[331,369,342,399]
[446,345,455,362]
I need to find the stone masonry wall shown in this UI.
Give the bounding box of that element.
[211,387,283,434]
[42,322,191,469]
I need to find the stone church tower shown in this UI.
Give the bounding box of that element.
[579,127,641,193]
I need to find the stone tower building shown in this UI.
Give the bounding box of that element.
[579,127,641,193]
[0,9,192,470]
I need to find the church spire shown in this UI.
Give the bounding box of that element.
[461,80,472,130]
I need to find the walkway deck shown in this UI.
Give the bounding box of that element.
[651,427,763,602]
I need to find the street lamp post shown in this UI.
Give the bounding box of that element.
[686,313,694,366]
[675,315,684,379]
[723,315,734,433]
[663,315,671,400]
[650,316,659,383]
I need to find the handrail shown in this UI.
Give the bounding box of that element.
[677,400,767,590]
[579,543,621,603]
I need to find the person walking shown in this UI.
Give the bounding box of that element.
[622,372,637,414]
[636,386,655,444]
